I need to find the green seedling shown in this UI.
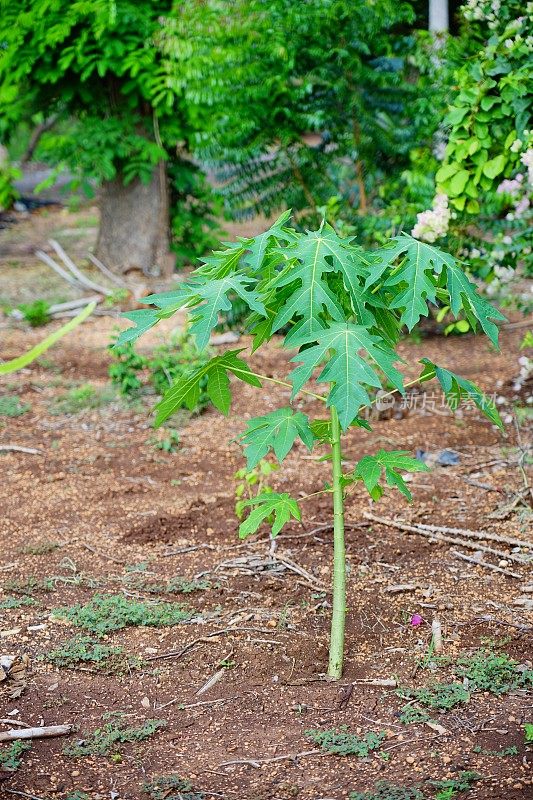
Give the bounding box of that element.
[46,635,126,668]
[50,383,116,415]
[118,212,504,677]
[397,683,470,711]
[144,774,205,800]
[455,648,533,695]
[0,741,31,773]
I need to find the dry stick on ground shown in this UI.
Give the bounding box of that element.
[145,626,289,664]
[35,249,85,290]
[0,445,42,455]
[392,518,532,551]
[0,724,73,742]
[273,554,329,593]
[363,512,530,566]
[80,541,126,565]
[218,749,323,769]
[451,550,522,579]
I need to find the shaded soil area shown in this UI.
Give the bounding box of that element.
[1,211,532,800]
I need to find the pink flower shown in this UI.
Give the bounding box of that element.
[410,614,423,627]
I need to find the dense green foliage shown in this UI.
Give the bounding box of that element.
[0,0,218,260]
[163,0,420,223]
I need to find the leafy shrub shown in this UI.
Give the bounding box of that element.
[0,395,31,417]
[54,593,191,635]
[305,727,385,757]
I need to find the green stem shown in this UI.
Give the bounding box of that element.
[328,405,346,679]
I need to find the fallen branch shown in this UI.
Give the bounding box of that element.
[35,249,83,290]
[451,550,522,579]
[48,239,113,296]
[363,512,529,566]
[0,724,73,742]
[397,518,531,551]
[0,445,42,455]
[274,554,329,593]
[48,295,102,315]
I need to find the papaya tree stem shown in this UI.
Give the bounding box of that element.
[328,405,346,679]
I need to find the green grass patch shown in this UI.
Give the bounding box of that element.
[54,593,192,635]
[64,718,166,758]
[124,575,211,595]
[0,395,31,417]
[305,727,386,757]
[472,745,518,757]
[50,383,116,415]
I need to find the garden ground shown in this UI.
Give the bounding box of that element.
[0,207,532,800]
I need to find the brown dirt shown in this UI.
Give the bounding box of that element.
[0,208,532,800]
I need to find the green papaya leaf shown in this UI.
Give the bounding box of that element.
[238,492,301,539]
[352,449,429,502]
[239,407,315,469]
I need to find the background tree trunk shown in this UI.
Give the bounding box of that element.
[95,161,174,278]
[429,0,449,32]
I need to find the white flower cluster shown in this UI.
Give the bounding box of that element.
[411,194,451,243]
[521,148,533,185]
[462,0,501,28]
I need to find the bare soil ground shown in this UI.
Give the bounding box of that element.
[0,208,532,800]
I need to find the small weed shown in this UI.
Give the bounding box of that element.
[0,741,31,772]
[398,705,431,725]
[429,771,480,798]
[524,722,533,742]
[350,783,423,800]
[124,574,211,595]
[109,332,212,412]
[397,683,469,711]
[149,429,180,453]
[472,745,517,757]
[455,649,533,695]
[50,383,115,415]
[18,299,51,327]
[0,395,31,417]
[66,792,91,800]
[21,541,61,555]
[64,718,166,757]
[305,727,386,757]
[234,459,278,519]
[0,595,37,609]
[46,635,125,668]
[144,774,205,800]
[4,576,53,595]
[54,593,191,634]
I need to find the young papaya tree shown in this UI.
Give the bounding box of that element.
[117,211,505,678]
